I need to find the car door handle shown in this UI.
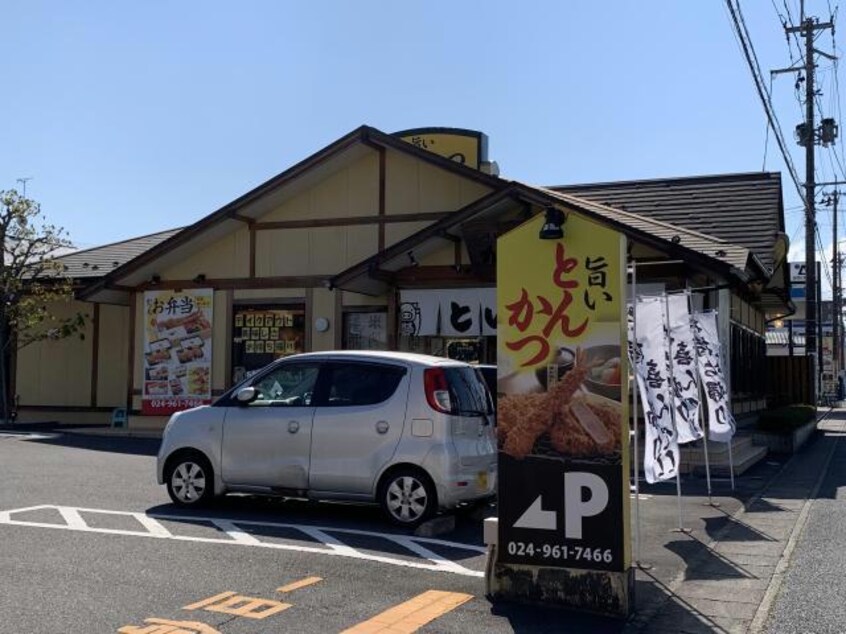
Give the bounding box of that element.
[288,420,300,434]
[376,421,390,434]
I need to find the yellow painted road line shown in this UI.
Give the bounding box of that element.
[202,594,291,619]
[182,591,237,610]
[118,617,221,633]
[277,576,323,593]
[184,591,290,619]
[340,590,473,634]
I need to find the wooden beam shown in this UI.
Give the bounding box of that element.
[387,288,398,350]
[223,289,233,390]
[305,288,314,352]
[249,225,256,278]
[378,146,386,251]
[393,265,495,286]
[252,211,449,231]
[231,213,255,225]
[90,303,100,408]
[135,275,330,291]
[334,290,343,349]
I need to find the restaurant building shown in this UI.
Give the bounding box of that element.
[14,126,791,432]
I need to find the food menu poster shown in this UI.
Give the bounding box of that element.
[496,211,630,573]
[234,310,303,356]
[142,289,213,415]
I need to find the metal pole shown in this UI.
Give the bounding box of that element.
[727,439,736,491]
[689,294,717,507]
[631,264,649,568]
[818,263,824,396]
[663,293,688,533]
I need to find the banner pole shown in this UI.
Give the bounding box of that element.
[631,265,650,569]
[663,292,689,534]
[727,438,736,491]
[689,298,718,508]
[701,426,716,506]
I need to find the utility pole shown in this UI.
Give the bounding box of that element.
[777,13,836,405]
[833,191,840,382]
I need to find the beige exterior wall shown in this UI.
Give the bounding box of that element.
[261,154,380,222]
[384,149,492,214]
[132,296,144,412]
[310,288,336,352]
[255,226,379,277]
[384,222,430,250]
[161,226,251,280]
[212,291,229,393]
[96,304,130,407]
[16,299,95,407]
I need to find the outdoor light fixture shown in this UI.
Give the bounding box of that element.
[539,206,566,240]
[150,274,161,285]
[193,273,206,283]
[407,251,419,267]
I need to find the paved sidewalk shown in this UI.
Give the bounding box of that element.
[625,408,845,634]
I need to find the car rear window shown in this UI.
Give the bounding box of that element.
[445,367,493,415]
[322,363,406,406]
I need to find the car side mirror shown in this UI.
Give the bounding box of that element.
[236,387,258,405]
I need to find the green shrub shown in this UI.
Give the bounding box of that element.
[757,405,817,433]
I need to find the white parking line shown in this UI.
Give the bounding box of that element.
[0,504,486,578]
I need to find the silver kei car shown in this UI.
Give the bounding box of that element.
[156,351,497,526]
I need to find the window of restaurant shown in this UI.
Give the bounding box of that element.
[231,304,305,384]
[342,309,388,350]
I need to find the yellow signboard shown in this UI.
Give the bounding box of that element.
[396,127,486,169]
[491,208,632,615]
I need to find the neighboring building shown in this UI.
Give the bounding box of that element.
[14,126,792,429]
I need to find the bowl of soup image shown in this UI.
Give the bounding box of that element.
[583,345,623,401]
[534,347,576,390]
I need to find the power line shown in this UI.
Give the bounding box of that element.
[725,0,805,206]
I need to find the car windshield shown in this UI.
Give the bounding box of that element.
[444,367,493,415]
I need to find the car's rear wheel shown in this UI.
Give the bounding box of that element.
[378,468,436,527]
[166,452,214,507]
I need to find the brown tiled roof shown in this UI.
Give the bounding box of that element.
[56,228,182,279]
[550,172,784,272]
[538,188,754,272]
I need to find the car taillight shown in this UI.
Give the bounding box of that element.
[424,368,452,413]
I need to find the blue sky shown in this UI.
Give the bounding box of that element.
[1,1,842,292]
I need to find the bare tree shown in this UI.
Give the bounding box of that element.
[0,190,86,424]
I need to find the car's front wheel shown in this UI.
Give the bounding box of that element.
[378,468,437,527]
[166,452,214,507]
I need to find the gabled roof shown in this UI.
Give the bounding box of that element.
[80,124,507,302]
[57,228,182,279]
[330,181,766,295]
[551,172,785,272]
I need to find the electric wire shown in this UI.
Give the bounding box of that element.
[725,0,805,207]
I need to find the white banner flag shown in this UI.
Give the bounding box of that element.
[692,311,736,442]
[667,294,704,444]
[635,297,680,483]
